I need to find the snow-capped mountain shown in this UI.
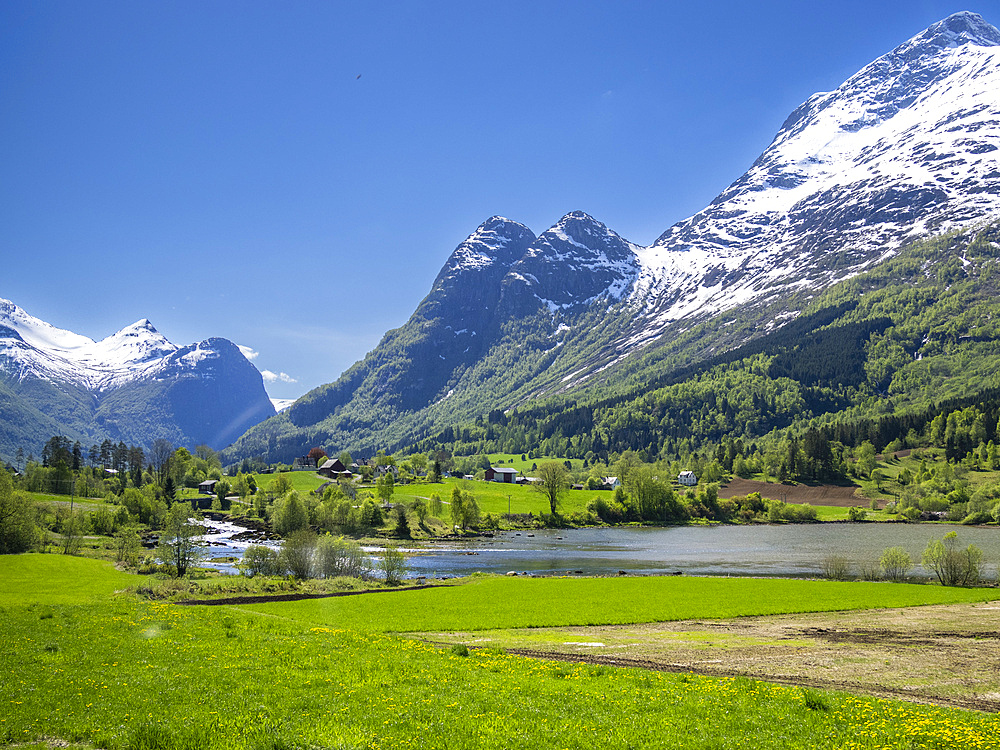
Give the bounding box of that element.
[0,297,276,456]
[223,12,1000,461]
[625,11,1000,347]
[0,298,179,390]
[499,211,641,317]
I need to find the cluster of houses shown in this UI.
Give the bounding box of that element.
[203,455,699,495]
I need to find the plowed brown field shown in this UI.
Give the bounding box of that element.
[718,477,866,507]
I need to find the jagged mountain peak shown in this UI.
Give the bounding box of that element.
[546,210,620,240]
[500,211,641,315]
[642,11,1000,336]
[534,210,634,252]
[434,216,535,282]
[903,11,1000,52]
[771,12,1000,147]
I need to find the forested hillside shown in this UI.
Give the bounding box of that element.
[406,222,1000,466]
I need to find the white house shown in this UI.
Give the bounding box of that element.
[678,470,697,486]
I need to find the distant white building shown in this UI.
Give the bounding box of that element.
[678,471,697,486]
[602,476,621,489]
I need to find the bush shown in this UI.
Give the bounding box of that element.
[879,546,912,582]
[428,494,442,518]
[858,559,881,581]
[921,531,984,586]
[393,505,411,538]
[271,492,309,535]
[380,542,407,585]
[359,498,384,529]
[90,505,116,536]
[240,544,282,577]
[962,510,993,525]
[820,555,850,581]
[115,527,142,568]
[847,506,867,522]
[315,535,370,579]
[280,529,318,579]
[919,495,949,513]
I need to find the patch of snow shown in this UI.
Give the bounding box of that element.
[270,397,295,412]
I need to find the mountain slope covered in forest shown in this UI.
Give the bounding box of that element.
[224,12,1000,463]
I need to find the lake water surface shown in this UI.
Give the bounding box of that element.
[200,520,1000,579]
[402,524,1000,579]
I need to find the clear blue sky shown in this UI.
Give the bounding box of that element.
[2,1,993,401]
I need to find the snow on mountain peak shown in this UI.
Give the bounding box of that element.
[503,211,641,312]
[902,11,1000,53]
[0,297,204,390]
[627,12,1000,358]
[434,216,535,282]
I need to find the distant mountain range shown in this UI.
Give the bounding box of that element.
[221,12,1000,464]
[0,298,275,459]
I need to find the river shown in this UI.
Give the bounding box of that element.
[200,519,1000,579]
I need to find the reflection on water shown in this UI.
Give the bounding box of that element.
[198,519,1000,579]
[404,525,1000,579]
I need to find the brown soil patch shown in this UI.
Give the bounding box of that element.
[719,477,865,507]
[423,601,1000,713]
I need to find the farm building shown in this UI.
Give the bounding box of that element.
[485,466,518,484]
[318,458,350,479]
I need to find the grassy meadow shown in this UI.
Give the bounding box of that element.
[241,574,999,633]
[3,555,1000,749]
[396,478,596,518]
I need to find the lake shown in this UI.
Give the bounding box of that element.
[200,519,1000,580]
[401,524,1000,579]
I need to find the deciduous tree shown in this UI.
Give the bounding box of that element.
[156,503,205,576]
[532,462,569,516]
[0,468,39,553]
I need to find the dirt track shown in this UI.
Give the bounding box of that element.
[423,601,1000,713]
[718,477,866,507]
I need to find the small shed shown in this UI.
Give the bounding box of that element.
[198,479,218,495]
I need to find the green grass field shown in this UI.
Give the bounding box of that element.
[241,575,999,633]
[482,453,587,473]
[397,478,596,518]
[2,556,999,749]
[253,470,328,495]
[0,554,141,606]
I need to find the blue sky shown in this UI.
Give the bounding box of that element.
[2,1,994,401]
